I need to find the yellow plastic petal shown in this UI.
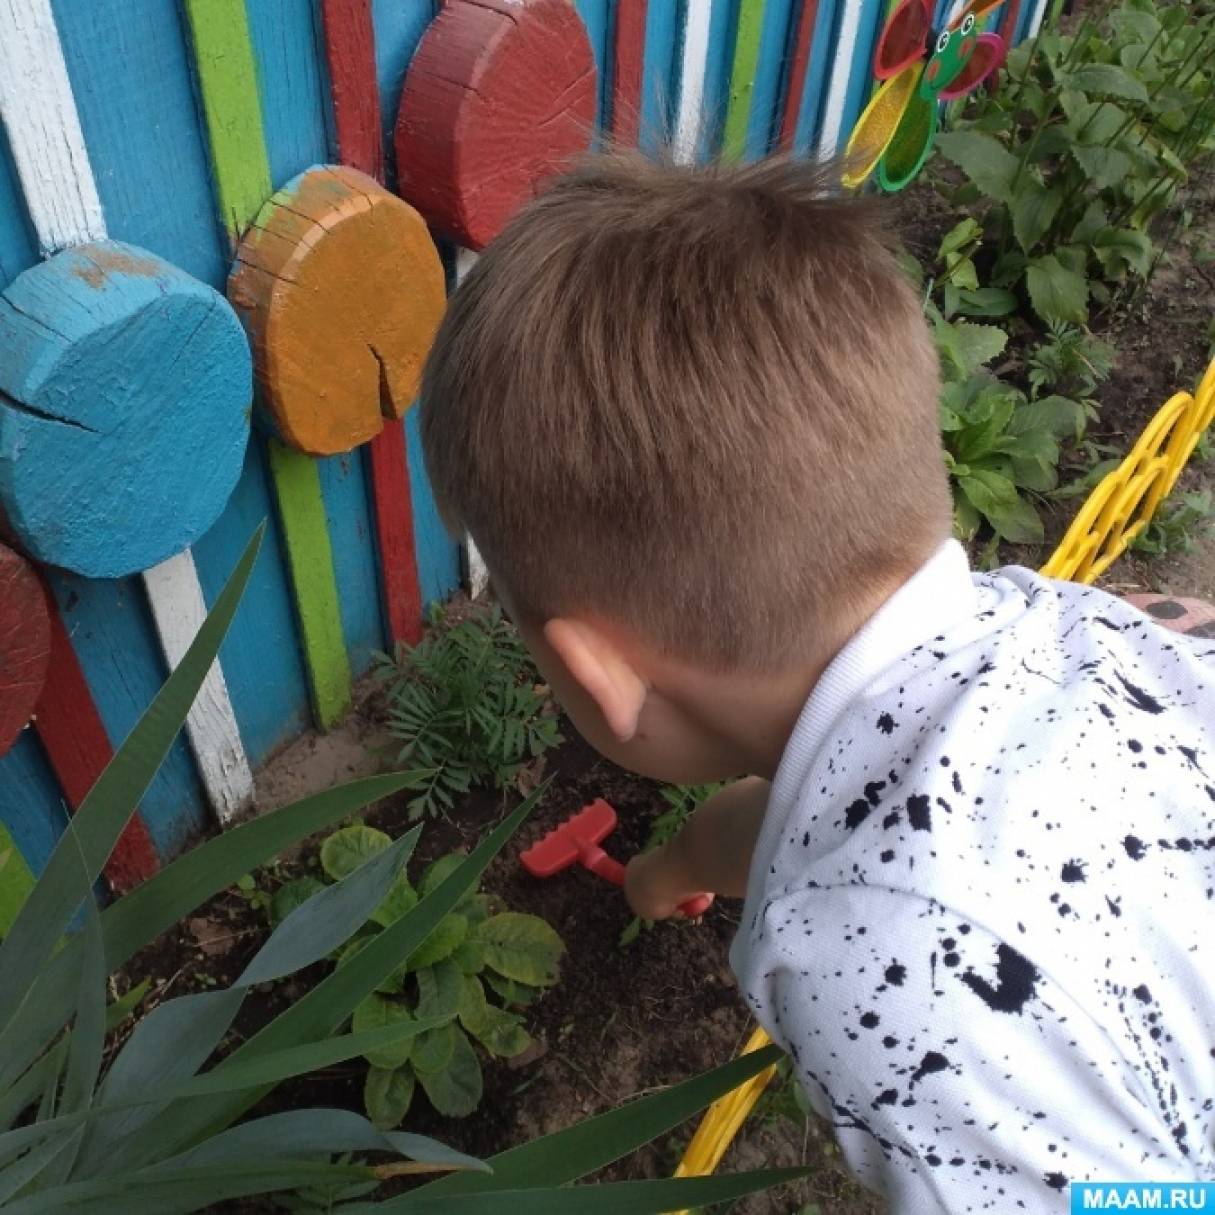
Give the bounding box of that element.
[842,63,923,188]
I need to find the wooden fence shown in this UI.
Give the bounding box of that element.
[0,0,1044,901]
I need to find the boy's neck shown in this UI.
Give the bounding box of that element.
[661,574,912,781]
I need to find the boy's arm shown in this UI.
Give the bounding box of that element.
[624,776,769,918]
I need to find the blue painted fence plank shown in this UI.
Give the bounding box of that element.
[573,0,612,131]
[372,0,461,615]
[838,0,888,149]
[0,732,70,880]
[701,0,742,157]
[0,133,36,285]
[372,0,437,186]
[746,0,797,158]
[406,407,460,610]
[791,0,839,154]
[639,0,681,152]
[49,0,310,776]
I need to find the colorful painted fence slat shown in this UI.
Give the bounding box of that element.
[0,0,1049,897]
[321,0,428,649]
[182,0,354,730]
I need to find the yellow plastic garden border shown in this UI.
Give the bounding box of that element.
[671,353,1215,1201]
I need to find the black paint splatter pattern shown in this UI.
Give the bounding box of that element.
[731,544,1215,1212]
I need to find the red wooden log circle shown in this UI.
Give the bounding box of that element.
[394,0,597,250]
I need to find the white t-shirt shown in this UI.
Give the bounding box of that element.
[731,541,1215,1213]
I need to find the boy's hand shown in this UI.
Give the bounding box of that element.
[625,777,772,920]
[624,843,713,920]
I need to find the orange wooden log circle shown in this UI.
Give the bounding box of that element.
[229,165,445,458]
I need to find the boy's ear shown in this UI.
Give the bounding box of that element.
[542,618,647,743]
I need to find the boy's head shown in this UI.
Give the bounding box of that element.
[421,154,951,781]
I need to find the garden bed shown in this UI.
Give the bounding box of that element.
[116,695,875,1214]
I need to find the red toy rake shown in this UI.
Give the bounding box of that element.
[520,798,713,918]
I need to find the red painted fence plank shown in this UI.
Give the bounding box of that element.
[611,0,647,145]
[320,0,384,180]
[320,0,426,648]
[0,542,50,756]
[34,580,159,893]
[778,0,821,151]
[368,419,423,646]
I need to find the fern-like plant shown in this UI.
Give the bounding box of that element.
[375,604,562,820]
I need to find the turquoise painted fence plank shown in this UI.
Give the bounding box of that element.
[838,0,888,150]
[639,0,681,152]
[317,454,382,675]
[49,0,309,771]
[574,0,612,130]
[44,570,206,857]
[406,407,460,610]
[745,0,797,158]
[371,0,436,185]
[0,732,70,880]
[701,0,742,156]
[791,0,839,154]
[0,135,35,284]
[194,447,309,759]
[49,0,224,286]
[371,0,460,616]
[248,0,385,677]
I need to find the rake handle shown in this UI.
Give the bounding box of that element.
[578,844,713,918]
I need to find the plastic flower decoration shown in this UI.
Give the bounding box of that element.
[843,0,1005,192]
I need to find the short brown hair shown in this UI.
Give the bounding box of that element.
[420,154,950,671]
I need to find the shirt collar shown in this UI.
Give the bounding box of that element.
[759,539,977,869]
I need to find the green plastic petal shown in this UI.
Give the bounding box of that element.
[878,93,939,192]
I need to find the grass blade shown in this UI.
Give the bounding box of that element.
[2,1159,371,1215]
[44,890,104,1185]
[0,525,265,1041]
[370,1168,810,1213]
[0,1043,67,1134]
[73,990,244,1179]
[0,772,429,1094]
[237,827,418,987]
[415,1044,784,1197]
[0,1018,449,1168]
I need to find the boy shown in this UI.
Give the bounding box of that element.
[420,155,1215,1211]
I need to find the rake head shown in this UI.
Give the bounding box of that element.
[520,798,617,878]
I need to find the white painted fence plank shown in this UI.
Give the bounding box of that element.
[454,248,490,598]
[672,0,712,165]
[144,553,255,820]
[816,0,863,158]
[0,0,105,251]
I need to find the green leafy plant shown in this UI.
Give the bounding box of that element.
[274,825,564,1128]
[619,783,728,948]
[933,1,1215,324]
[0,527,803,1213]
[1026,321,1115,412]
[375,604,562,821]
[1130,489,1214,554]
[932,305,1085,543]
